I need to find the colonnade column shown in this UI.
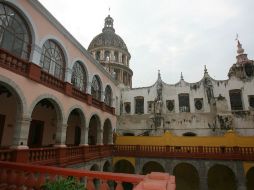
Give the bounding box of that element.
[97,128,103,145]
[80,127,89,146]
[55,122,67,147]
[12,116,31,149]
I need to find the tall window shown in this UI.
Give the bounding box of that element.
[96,51,100,60]
[114,51,118,62]
[104,85,112,106]
[104,50,110,61]
[71,61,87,92]
[0,3,31,60]
[40,40,65,80]
[91,75,101,100]
[179,93,190,112]
[229,89,243,110]
[135,96,144,114]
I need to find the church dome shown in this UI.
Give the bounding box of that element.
[88,15,129,54]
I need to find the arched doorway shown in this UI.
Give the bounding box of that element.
[142,161,165,175]
[103,119,112,145]
[247,167,254,190]
[114,159,135,190]
[208,164,236,190]
[0,83,23,147]
[88,115,101,145]
[173,163,200,190]
[29,98,61,148]
[66,109,85,146]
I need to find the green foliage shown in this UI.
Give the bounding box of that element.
[42,176,86,190]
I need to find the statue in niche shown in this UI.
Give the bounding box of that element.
[204,77,214,104]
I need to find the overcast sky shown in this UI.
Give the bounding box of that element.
[38,0,254,87]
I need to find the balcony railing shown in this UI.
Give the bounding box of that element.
[113,145,254,161]
[0,48,115,115]
[1,144,254,167]
[0,161,144,190]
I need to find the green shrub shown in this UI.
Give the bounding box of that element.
[42,176,86,190]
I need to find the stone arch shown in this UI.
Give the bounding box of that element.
[207,164,236,190]
[0,77,28,147]
[103,118,112,145]
[246,167,254,190]
[28,94,65,122]
[173,162,200,190]
[142,161,165,175]
[0,75,28,116]
[88,114,101,145]
[39,36,70,73]
[0,1,37,61]
[90,163,100,171]
[103,160,112,172]
[66,106,86,146]
[114,159,135,190]
[28,95,64,147]
[114,159,135,174]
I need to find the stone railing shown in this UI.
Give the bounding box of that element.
[0,161,144,190]
[0,48,115,115]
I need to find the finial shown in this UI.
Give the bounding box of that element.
[180,72,184,80]
[108,7,111,15]
[204,65,208,74]
[235,34,244,55]
[158,70,161,80]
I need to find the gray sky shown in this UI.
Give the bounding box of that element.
[38,0,254,87]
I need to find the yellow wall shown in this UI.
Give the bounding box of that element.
[243,162,254,175]
[116,131,254,147]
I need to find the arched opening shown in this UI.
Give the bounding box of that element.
[0,82,23,147]
[91,75,102,101]
[29,98,61,148]
[40,39,66,80]
[104,85,112,106]
[103,161,112,172]
[173,163,199,190]
[142,161,165,175]
[88,115,101,145]
[208,164,236,190]
[114,159,135,190]
[247,167,254,190]
[103,119,112,145]
[90,164,100,189]
[96,51,100,61]
[66,109,85,146]
[114,51,118,62]
[71,61,87,92]
[0,3,32,60]
[104,50,110,61]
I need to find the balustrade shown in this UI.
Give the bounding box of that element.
[0,161,144,190]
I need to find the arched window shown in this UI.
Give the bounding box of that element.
[40,40,65,80]
[0,3,31,60]
[96,51,100,60]
[71,61,87,92]
[104,50,110,61]
[91,75,101,100]
[104,85,112,106]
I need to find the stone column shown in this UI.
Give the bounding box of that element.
[119,52,122,63]
[92,51,96,59]
[12,116,31,148]
[101,50,105,60]
[199,161,208,190]
[54,123,67,147]
[80,127,89,145]
[110,50,114,61]
[120,70,123,83]
[97,128,103,145]
[236,161,246,190]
